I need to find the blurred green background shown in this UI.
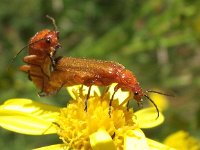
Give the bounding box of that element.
[0,0,200,149]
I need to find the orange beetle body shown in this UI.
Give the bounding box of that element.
[43,57,143,101]
[19,25,161,118]
[20,29,60,89]
[20,28,143,102]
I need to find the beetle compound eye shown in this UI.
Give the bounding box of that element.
[46,37,51,44]
[133,91,141,101]
[134,91,139,96]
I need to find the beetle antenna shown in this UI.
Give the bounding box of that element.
[144,94,159,119]
[11,38,45,63]
[11,45,29,63]
[146,90,174,97]
[46,15,57,31]
[11,16,57,64]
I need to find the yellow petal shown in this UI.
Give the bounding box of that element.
[67,85,101,99]
[164,130,200,150]
[124,129,149,150]
[90,129,117,150]
[108,83,130,104]
[0,99,60,135]
[147,138,176,150]
[33,144,67,150]
[134,107,164,128]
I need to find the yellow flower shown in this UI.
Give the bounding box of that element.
[0,84,172,150]
[164,130,200,150]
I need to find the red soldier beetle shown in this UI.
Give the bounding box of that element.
[15,16,173,119]
[27,56,173,118]
[13,16,61,92]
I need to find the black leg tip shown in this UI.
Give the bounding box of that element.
[38,91,47,97]
[84,104,87,112]
[111,132,115,139]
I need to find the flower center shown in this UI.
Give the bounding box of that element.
[56,89,137,149]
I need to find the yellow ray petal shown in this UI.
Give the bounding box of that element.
[124,129,149,150]
[108,83,130,104]
[67,85,101,99]
[0,110,57,135]
[134,107,164,128]
[0,99,60,135]
[90,129,117,150]
[33,144,67,150]
[164,130,200,150]
[147,138,176,150]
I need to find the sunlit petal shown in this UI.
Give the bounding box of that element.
[1,98,60,121]
[124,129,149,150]
[164,130,200,150]
[147,138,176,150]
[108,83,130,104]
[90,129,117,150]
[134,107,164,128]
[0,99,60,135]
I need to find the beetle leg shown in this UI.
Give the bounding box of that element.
[38,91,47,97]
[29,63,50,80]
[26,72,46,96]
[126,101,130,111]
[23,55,51,80]
[53,82,65,96]
[20,65,41,82]
[20,62,49,80]
[109,90,117,116]
[37,77,47,97]
[20,65,31,73]
[109,84,120,116]
[80,85,84,97]
[111,132,115,139]
[49,53,56,70]
[84,85,92,112]
[23,55,47,67]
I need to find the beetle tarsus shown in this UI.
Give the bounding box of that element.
[109,90,117,117]
[84,86,92,112]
